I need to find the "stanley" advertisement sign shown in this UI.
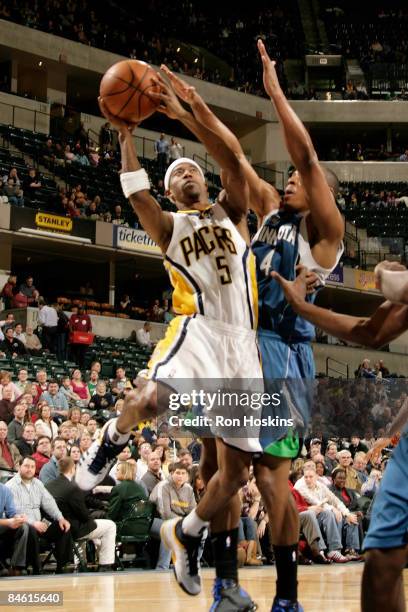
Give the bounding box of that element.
[35,212,73,233]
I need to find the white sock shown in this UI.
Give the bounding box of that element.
[107,419,130,446]
[182,509,209,537]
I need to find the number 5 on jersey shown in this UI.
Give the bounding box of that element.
[216,255,232,285]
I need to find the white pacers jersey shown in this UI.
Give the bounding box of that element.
[164,203,258,330]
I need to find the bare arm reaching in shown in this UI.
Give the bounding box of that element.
[272,266,408,349]
[258,40,344,268]
[160,65,280,221]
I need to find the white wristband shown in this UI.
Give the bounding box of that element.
[120,169,150,198]
[377,269,408,304]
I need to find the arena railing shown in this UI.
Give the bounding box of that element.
[326,356,349,379]
[0,99,49,134]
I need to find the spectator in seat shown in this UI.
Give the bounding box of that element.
[3,178,24,207]
[40,380,69,421]
[68,445,81,466]
[59,376,81,406]
[112,204,128,226]
[0,388,16,424]
[136,441,152,480]
[87,369,100,397]
[353,452,368,487]
[152,460,196,520]
[14,423,36,458]
[34,404,58,440]
[377,359,389,378]
[330,468,362,515]
[39,437,67,485]
[74,149,90,166]
[178,448,193,471]
[7,403,27,444]
[13,324,26,345]
[86,418,99,439]
[0,481,34,576]
[0,312,15,334]
[23,168,42,200]
[38,299,58,353]
[111,367,130,397]
[1,327,27,357]
[295,464,360,561]
[315,460,332,487]
[80,412,91,427]
[119,294,132,316]
[356,359,375,379]
[69,306,92,369]
[107,460,148,521]
[289,478,330,564]
[79,431,92,455]
[337,450,361,491]
[89,381,114,413]
[0,371,21,401]
[190,466,206,503]
[141,450,163,495]
[238,478,263,566]
[64,144,75,163]
[32,436,51,476]
[349,436,368,458]
[150,299,164,323]
[63,407,85,436]
[0,420,20,471]
[0,275,17,309]
[136,322,153,348]
[150,462,196,570]
[46,456,116,570]
[15,369,30,395]
[24,327,42,356]
[70,370,91,406]
[108,446,132,482]
[20,276,39,306]
[33,370,48,405]
[169,137,183,163]
[6,456,72,573]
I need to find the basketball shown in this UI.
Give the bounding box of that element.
[99,59,160,123]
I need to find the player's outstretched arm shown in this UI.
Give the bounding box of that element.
[258,40,343,244]
[150,74,249,221]
[160,65,280,219]
[375,261,408,304]
[98,98,173,252]
[272,267,408,348]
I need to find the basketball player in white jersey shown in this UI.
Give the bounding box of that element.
[76,87,262,609]
[273,260,408,612]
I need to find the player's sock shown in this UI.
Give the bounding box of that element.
[182,509,209,538]
[107,420,131,446]
[273,544,298,601]
[211,528,239,582]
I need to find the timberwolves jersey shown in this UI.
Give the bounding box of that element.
[164,203,258,330]
[252,209,343,341]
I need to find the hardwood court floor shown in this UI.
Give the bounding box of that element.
[1,566,407,611]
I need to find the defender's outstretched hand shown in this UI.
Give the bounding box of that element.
[160,65,198,105]
[257,39,281,98]
[149,73,188,120]
[271,265,310,309]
